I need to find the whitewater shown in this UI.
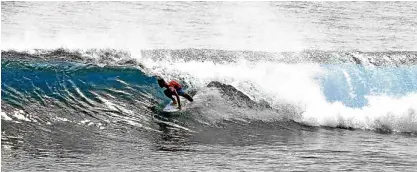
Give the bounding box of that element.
[2,1,417,171]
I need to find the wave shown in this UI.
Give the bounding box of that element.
[1,48,417,134]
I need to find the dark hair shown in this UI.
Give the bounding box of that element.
[157,77,166,88]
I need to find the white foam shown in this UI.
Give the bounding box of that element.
[343,70,356,99]
[55,117,69,122]
[142,58,417,132]
[144,58,324,107]
[1,112,13,121]
[302,93,417,132]
[12,110,31,122]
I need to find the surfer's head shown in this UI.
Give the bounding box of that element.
[157,77,168,88]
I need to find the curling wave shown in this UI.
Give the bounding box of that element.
[1,49,417,135]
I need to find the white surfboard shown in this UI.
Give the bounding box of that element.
[162,97,188,113]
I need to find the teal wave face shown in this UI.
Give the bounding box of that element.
[318,64,417,108]
[1,59,164,109]
[3,59,417,110]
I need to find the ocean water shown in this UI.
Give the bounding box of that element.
[2,1,417,171]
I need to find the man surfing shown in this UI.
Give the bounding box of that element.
[157,77,193,110]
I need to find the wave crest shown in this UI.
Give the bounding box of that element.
[3,48,417,66]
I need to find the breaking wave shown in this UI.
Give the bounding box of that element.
[1,48,417,135]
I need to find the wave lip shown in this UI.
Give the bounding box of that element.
[1,49,138,66]
[3,49,417,66]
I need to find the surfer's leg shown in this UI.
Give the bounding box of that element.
[177,88,193,102]
[181,93,194,102]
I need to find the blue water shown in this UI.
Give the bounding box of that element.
[320,64,417,108]
[2,60,158,103]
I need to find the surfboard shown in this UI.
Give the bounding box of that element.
[162,97,188,113]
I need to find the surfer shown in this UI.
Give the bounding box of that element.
[157,77,193,109]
